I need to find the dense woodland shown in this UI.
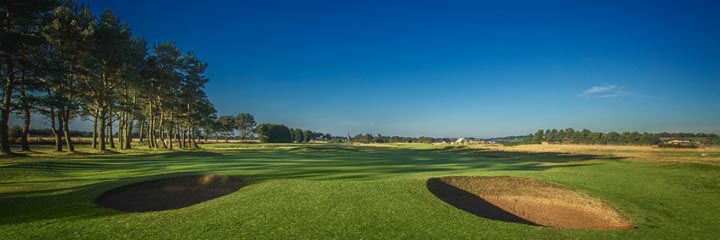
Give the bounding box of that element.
[350,134,434,144]
[524,128,719,146]
[0,0,222,154]
[210,115,332,143]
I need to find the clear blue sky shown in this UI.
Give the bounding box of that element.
[74,0,720,137]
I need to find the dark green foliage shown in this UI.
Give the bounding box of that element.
[417,136,433,144]
[524,128,718,146]
[235,113,256,140]
[350,133,433,144]
[293,128,304,143]
[256,123,291,143]
[303,130,312,143]
[286,127,331,143]
[533,130,544,144]
[217,115,236,141]
[0,0,218,153]
[26,128,93,137]
[0,0,59,153]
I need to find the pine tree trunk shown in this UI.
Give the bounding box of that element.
[108,121,115,149]
[117,112,124,149]
[176,124,181,148]
[106,125,111,148]
[92,111,98,149]
[21,108,31,151]
[20,84,30,151]
[152,117,157,148]
[138,119,144,142]
[147,116,153,148]
[0,55,15,154]
[147,103,154,148]
[176,121,181,147]
[159,112,167,148]
[62,110,74,152]
[99,107,107,151]
[120,112,125,148]
[54,113,63,152]
[182,129,187,148]
[108,104,115,149]
[126,118,133,149]
[191,129,199,149]
[168,113,173,149]
[150,114,156,148]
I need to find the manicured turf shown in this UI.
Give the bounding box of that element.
[1,144,718,239]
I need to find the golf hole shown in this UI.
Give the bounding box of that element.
[427,176,634,229]
[96,175,244,212]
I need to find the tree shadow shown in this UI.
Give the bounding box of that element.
[0,179,124,226]
[0,145,631,225]
[0,171,233,225]
[426,178,537,225]
[1,146,623,182]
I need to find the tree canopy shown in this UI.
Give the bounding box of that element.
[0,0,218,153]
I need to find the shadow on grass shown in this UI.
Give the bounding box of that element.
[426,178,537,226]
[0,171,222,225]
[0,145,626,225]
[1,146,622,182]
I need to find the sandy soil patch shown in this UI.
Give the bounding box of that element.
[427,176,633,229]
[96,175,244,212]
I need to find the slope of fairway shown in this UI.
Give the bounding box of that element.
[1,145,719,239]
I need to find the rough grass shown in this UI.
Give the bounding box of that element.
[470,144,720,163]
[1,144,719,239]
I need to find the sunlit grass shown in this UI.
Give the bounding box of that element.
[1,143,718,239]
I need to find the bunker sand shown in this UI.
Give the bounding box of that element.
[96,175,244,212]
[427,176,633,229]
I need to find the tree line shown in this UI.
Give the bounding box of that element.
[209,113,257,142]
[525,128,719,146]
[8,126,93,139]
[255,123,331,143]
[350,133,434,144]
[202,113,332,144]
[1,0,217,154]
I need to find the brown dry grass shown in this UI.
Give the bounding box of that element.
[469,144,720,163]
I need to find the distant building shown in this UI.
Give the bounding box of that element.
[454,138,467,145]
[659,138,700,148]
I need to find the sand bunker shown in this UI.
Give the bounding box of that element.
[427,176,633,229]
[96,175,244,212]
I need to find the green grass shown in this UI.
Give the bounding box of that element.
[1,144,719,239]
